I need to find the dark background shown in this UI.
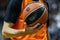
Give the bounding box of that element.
[0,0,60,40]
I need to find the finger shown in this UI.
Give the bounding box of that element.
[32,23,40,29]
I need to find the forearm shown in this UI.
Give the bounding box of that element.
[2,21,25,38]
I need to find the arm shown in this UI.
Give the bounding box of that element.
[2,21,41,38]
[2,0,23,38]
[2,0,44,38]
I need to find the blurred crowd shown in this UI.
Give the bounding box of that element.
[0,0,60,40]
[46,0,60,40]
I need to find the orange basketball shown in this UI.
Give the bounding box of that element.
[22,2,48,27]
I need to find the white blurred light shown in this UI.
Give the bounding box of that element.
[57,23,60,29]
[55,15,60,21]
[52,3,57,10]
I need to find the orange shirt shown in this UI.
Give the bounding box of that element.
[11,24,48,40]
[11,0,48,40]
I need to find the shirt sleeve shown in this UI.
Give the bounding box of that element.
[5,0,22,23]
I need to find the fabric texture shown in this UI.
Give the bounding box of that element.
[5,0,22,23]
[4,0,48,40]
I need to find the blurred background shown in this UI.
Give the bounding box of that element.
[0,0,60,40]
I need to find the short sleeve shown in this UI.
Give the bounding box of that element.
[5,0,22,23]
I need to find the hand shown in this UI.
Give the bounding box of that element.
[2,21,43,38]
